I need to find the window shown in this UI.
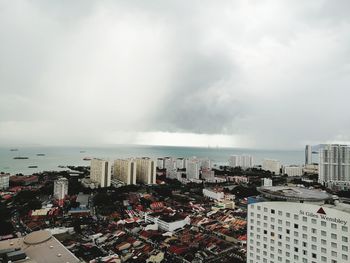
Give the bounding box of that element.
[342,245,348,252]
[302,241,307,247]
[331,251,337,257]
[321,230,326,236]
[311,236,317,242]
[294,239,298,245]
[321,221,326,227]
[342,225,348,232]
[302,233,307,239]
[286,221,291,227]
[331,223,337,229]
[257,205,261,210]
[264,230,267,234]
[286,213,290,218]
[342,254,348,261]
[331,242,337,248]
[286,229,290,234]
[264,207,268,212]
[294,247,299,252]
[311,245,317,250]
[321,239,326,245]
[342,236,348,242]
[264,216,268,220]
[311,219,316,224]
[278,211,282,216]
[271,209,275,214]
[312,253,317,259]
[303,216,307,222]
[321,247,327,253]
[257,214,261,218]
[294,214,299,220]
[302,226,307,231]
[294,232,299,237]
[321,256,327,262]
[278,219,282,224]
[331,233,337,239]
[250,212,254,216]
[311,228,316,234]
[303,250,307,255]
[294,223,299,229]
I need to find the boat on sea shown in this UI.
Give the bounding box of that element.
[80,150,86,153]
[28,165,38,168]
[36,153,45,156]
[10,149,18,151]
[83,157,92,161]
[13,157,29,160]
[58,165,66,168]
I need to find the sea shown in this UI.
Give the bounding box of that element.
[0,145,305,175]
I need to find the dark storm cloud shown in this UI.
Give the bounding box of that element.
[1,0,350,148]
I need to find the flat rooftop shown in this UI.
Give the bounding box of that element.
[258,186,333,202]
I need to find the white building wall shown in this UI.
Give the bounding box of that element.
[54,177,68,200]
[113,159,136,185]
[262,159,281,174]
[186,157,200,180]
[283,165,303,176]
[0,174,10,190]
[228,155,254,169]
[247,202,350,263]
[90,159,111,187]
[319,144,350,184]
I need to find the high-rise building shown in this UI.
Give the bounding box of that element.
[135,157,156,184]
[0,173,10,190]
[319,144,350,187]
[157,158,164,169]
[305,145,312,165]
[176,158,185,169]
[164,157,176,178]
[283,165,303,176]
[200,158,212,170]
[262,159,281,174]
[228,155,254,169]
[90,158,111,187]
[113,159,136,185]
[53,177,68,206]
[247,186,349,263]
[186,157,200,180]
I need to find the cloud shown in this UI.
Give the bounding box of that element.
[1,0,350,148]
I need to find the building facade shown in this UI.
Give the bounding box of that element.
[90,158,111,187]
[247,201,350,263]
[113,159,136,185]
[186,157,200,180]
[319,144,350,187]
[135,157,156,184]
[283,165,303,176]
[305,145,312,165]
[53,177,68,202]
[228,155,254,169]
[262,159,281,175]
[0,173,10,190]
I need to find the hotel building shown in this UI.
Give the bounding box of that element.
[247,186,350,263]
[262,159,281,175]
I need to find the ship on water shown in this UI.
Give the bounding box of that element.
[13,156,29,160]
[36,153,45,156]
[10,149,18,151]
[28,165,38,168]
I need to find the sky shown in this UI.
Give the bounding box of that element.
[1,0,350,149]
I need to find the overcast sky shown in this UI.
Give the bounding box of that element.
[1,0,350,149]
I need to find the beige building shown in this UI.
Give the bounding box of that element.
[135,157,156,184]
[90,158,111,187]
[113,159,136,185]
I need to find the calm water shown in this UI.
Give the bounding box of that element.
[0,145,305,175]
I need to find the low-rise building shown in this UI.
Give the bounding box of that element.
[262,159,281,174]
[283,165,303,176]
[144,213,190,232]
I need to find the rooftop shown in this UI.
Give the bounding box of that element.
[0,230,80,263]
[257,186,333,202]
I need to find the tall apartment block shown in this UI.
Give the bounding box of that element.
[319,144,350,190]
[135,157,156,184]
[186,157,200,180]
[247,186,350,263]
[90,158,111,187]
[54,177,68,206]
[228,155,254,169]
[305,145,312,165]
[113,159,136,185]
